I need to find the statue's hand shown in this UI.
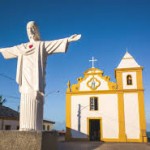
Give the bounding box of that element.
[0,49,4,53]
[68,34,81,42]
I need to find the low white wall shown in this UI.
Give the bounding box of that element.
[0,119,19,130]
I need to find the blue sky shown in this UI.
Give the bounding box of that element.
[0,0,150,130]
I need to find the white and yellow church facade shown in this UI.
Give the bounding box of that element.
[66,52,147,142]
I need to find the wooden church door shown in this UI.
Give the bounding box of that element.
[89,119,100,141]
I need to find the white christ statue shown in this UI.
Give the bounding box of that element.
[0,21,81,131]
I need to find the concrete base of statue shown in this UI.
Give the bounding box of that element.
[0,130,57,150]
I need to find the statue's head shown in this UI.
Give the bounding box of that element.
[27,21,41,42]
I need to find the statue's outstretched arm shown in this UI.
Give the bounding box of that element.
[45,34,81,54]
[0,46,21,59]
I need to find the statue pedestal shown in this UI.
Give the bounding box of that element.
[0,131,57,150]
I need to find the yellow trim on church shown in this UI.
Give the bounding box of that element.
[87,76,101,90]
[117,92,127,142]
[65,94,71,141]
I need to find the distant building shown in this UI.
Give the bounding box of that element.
[0,105,55,131]
[0,105,19,130]
[43,119,55,131]
[66,52,147,142]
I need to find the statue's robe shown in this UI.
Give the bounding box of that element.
[1,38,68,130]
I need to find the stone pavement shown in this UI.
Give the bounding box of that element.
[94,143,150,150]
[57,139,150,150]
[57,141,102,150]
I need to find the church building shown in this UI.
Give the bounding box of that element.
[65,52,147,142]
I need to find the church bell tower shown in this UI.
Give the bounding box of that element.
[115,51,147,142]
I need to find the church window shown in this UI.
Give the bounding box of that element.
[90,97,98,110]
[127,75,132,85]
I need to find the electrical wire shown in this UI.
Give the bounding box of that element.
[0,73,15,81]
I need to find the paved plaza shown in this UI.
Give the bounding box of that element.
[57,142,150,150]
[57,137,150,150]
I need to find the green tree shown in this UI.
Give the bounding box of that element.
[0,95,6,106]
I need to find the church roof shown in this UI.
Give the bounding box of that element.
[117,52,140,69]
[0,105,19,119]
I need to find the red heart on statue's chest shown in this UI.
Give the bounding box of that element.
[29,44,33,49]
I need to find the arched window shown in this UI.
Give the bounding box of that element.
[47,125,50,131]
[127,75,132,85]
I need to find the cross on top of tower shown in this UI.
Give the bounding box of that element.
[89,56,97,68]
[126,48,128,52]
